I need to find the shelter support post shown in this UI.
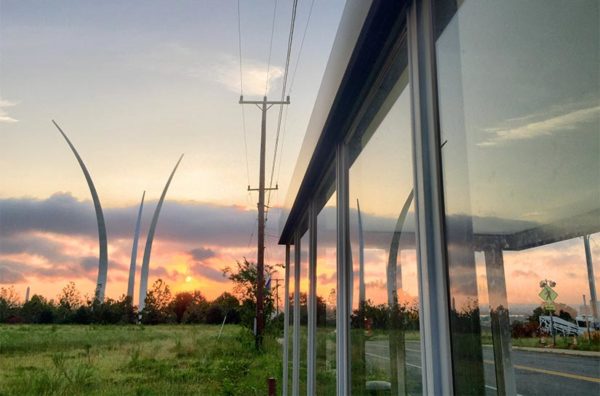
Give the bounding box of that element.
[484,246,517,396]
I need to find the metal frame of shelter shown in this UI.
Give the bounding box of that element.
[278,1,600,395]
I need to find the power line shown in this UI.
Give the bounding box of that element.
[273,0,314,201]
[288,0,316,95]
[237,0,251,188]
[266,0,299,215]
[264,0,279,96]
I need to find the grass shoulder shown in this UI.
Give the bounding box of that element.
[0,324,282,396]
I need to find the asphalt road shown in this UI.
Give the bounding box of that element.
[364,340,600,395]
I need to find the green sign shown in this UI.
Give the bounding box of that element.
[538,285,558,303]
[543,302,555,312]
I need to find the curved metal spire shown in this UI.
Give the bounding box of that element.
[127,191,145,298]
[52,120,108,302]
[357,199,365,309]
[138,154,184,311]
[387,189,414,300]
[386,189,414,396]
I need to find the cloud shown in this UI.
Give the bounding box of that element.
[152,266,179,282]
[0,234,68,262]
[214,56,283,96]
[0,192,275,246]
[0,261,27,283]
[0,97,19,123]
[478,103,599,147]
[127,43,282,96]
[365,279,386,290]
[0,193,277,290]
[79,257,126,273]
[189,247,216,261]
[189,262,227,283]
[512,269,539,279]
[317,272,336,285]
[0,257,101,285]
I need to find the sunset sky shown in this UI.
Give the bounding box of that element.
[1,1,598,312]
[0,0,345,303]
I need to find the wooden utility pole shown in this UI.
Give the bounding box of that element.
[240,95,290,348]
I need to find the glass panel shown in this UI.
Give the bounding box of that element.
[299,232,309,395]
[288,245,295,396]
[317,192,337,394]
[348,75,421,395]
[435,1,600,395]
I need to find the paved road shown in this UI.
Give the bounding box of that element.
[365,340,600,395]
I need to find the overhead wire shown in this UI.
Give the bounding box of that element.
[272,0,315,207]
[237,0,251,189]
[287,0,316,95]
[264,0,279,96]
[238,0,258,251]
[266,0,316,221]
[265,0,299,220]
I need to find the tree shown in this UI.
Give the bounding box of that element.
[558,309,573,323]
[182,294,209,324]
[171,292,193,323]
[55,281,83,323]
[91,295,136,324]
[213,292,240,324]
[205,303,224,324]
[222,258,281,329]
[0,286,20,322]
[140,279,174,324]
[21,295,55,324]
[58,281,82,310]
[529,306,544,323]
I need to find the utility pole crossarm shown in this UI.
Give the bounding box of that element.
[248,186,278,192]
[239,95,291,105]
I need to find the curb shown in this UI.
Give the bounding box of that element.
[511,346,600,358]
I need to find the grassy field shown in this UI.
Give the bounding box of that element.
[0,324,282,396]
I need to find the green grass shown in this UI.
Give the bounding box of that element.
[0,324,282,396]
[511,334,600,351]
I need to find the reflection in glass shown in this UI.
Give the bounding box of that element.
[287,245,295,396]
[316,192,337,394]
[348,78,421,395]
[435,1,600,394]
[299,232,309,394]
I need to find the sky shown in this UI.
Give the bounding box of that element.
[0,0,598,313]
[0,0,346,304]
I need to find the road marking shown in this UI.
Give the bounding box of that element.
[484,384,524,396]
[364,342,420,354]
[483,360,600,384]
[365,352,524,393]
[366,352,422,369]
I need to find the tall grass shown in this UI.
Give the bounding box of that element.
[0,324,282,395]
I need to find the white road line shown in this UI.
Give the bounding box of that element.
[485,384,524,396]
[365,352,422,369]
[365,352,524,394]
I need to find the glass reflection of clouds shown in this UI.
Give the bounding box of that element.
[436,1,599,394]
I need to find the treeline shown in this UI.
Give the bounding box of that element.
[0,259,282,329]
[0,280,244,326]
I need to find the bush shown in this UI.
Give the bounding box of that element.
[205,304,224,324]
[511,320,539,338]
